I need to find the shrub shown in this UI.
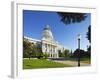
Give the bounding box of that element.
[43,53,49,59]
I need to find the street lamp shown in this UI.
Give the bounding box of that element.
[77,34,81,67]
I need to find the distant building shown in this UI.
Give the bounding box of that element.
[24,25,65,58]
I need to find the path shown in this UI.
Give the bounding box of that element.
[54,60,90,67]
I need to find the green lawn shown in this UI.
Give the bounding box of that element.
[80,58,91,64]
[23,58,72,69]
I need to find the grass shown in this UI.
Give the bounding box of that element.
[23,58,72,69]
[80,57,91,64]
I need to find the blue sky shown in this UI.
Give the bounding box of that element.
[23,10,91,51]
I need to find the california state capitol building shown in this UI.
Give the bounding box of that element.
[24,25,65,58]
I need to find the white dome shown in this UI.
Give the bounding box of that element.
[42,25,54,41]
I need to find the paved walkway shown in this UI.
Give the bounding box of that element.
[54,60,90,67]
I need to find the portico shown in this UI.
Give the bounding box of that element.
[42,40,58,58]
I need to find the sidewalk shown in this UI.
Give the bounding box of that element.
[54,60,90,67]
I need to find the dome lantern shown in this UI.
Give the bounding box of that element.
[42,25,54,41]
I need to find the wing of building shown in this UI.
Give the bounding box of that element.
[24,25,65,58]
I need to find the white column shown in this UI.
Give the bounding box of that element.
[47,44,48,53]
[56,47,58,58]
[48,44,50,54]
[51,45,52,58]
[42,43,45,53]
[45,43,47,53]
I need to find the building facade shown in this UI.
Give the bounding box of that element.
[24,25,65,58]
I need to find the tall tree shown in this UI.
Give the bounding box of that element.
[36,45,43,59]
[63,49,69,57]
[23,39,33,59]
[87,25,91,43]
[86,25,91,57]
[73,49,85,58]
[57,12,87,25]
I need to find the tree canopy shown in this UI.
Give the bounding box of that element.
[87,25,91,43]
[57,12,87,25]
[23,39,33,59]
[23,39,43,59]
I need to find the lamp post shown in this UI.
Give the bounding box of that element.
[77,34,81,67]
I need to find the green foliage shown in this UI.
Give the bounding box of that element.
[23,39,43,59]
[32,45,43,59]
[71,49,91,58]
[63,49,69,57]
[58,49,69,58]
[58,50,63,57]
[43,53,49,59]
[23,40,33,59]
[86,25,91,58]
[87,25,91,43]
[36,53,43,59]
[87,46,91,58]
[57,12,87,25]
